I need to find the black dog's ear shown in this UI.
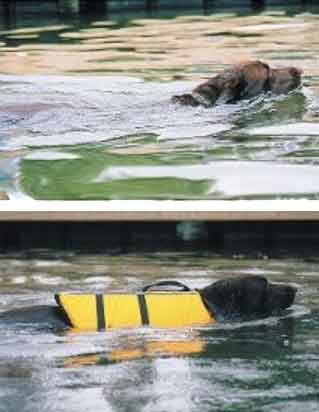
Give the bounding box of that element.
[199,275,269,321]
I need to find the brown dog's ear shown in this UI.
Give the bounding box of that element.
[215,77,241,104]
[227,77,241,88]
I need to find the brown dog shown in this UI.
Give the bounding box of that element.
[172,61,302,107]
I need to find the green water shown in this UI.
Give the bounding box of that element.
[0,4,319,199]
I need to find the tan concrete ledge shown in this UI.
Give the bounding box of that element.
[0,201,319,221]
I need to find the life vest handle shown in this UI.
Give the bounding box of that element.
[142,280,191,292]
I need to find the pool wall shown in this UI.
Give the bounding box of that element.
[1,217,318,257]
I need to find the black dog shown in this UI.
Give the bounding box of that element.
[0,275,296,330]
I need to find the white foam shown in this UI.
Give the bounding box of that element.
[235,22,310,33]
[0,75,233,149]
[96,161,319,197]
[158,124,231,140]
[24,151,80,160]
[247,123,319,136]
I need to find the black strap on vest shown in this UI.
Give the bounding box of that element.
[54,294,73,328]
[96,294,106,331]
[142,281,191,292]
[137,294,149,326]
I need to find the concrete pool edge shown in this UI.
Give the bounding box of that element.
[0,200,319,221]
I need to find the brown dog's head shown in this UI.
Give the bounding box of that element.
[269,67,303,95]
[173,61,271,107]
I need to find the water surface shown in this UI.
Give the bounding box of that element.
[0,6,319,199]
[0,252,318,412]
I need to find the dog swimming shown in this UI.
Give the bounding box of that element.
[0,276,296,331]
[172,60,302,107]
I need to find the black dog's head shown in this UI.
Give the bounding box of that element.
[200,275,296,322]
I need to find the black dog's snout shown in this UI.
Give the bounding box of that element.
[265,283,297,313]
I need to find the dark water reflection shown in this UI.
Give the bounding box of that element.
[0,253,318,411]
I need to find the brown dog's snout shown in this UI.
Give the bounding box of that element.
[290,67,303,77]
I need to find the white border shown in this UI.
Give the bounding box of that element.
[0,200,319,211]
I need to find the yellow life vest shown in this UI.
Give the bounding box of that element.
[55,291,214,331]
